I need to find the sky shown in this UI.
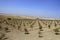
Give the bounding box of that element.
[0,0,60,18]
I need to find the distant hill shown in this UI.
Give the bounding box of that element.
[0,13,60,20]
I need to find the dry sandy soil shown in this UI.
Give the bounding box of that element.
[0,14,60,40]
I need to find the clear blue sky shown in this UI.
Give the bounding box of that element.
[0,0,60,18]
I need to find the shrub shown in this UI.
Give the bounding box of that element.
[18,26,20,30]
[55,32,60,35]
[5,21,9,25]
[0,21,1,23]
[0,26,2,29]
[5,27,10,32]
[54,28,59,32]
[38,21,42,30]
[13,25,15,28]
[24,28,29,34]
[54,28,60,35]
[55,23,57,27]
[38,31,43,38]
[7,18,11,20]
[48,25,50,29]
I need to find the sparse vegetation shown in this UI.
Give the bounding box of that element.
[55,23,57,27]
[0,14,60,40]
[0,21,1,23]
[0,26,2,29]
[48,25,50,29]
[5,27,10,32]
[0,33,8,40]
[24,28,29,34]
[7,18,11,20]
[18,26,20,30]
[30,21,36,29]
[54,28,60,35]
[38,31,43,38]
[38,21,43,31]
[5,21,9,25]
[13,25,15,28]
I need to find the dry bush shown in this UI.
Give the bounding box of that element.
[24,28,29,34]
[54,28,60,35]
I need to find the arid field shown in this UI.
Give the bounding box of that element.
[0,14,60,40]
